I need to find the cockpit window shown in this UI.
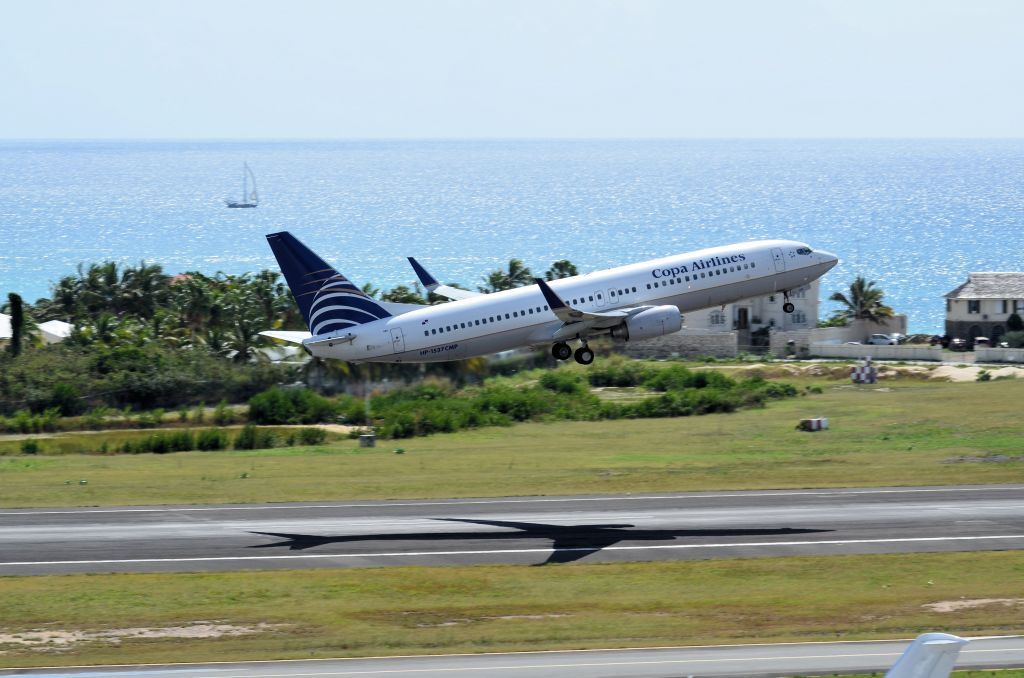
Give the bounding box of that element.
[796,247,812,255]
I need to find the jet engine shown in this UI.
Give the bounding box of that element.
[608,305,682,341]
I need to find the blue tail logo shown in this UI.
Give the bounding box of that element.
[266,231,391,336]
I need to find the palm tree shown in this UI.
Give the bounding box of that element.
[828,276,894,324]
[545,259,578,281]
[479,259,533,293]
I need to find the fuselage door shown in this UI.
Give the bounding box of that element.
[390,328,405,354]
[771,248,786,272]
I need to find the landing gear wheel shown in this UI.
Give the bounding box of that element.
[783,302,795,313]
[574,346,595,365]
[552,342,572,361]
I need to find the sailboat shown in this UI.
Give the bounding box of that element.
[226,162,259,208]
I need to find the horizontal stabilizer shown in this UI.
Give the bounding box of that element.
[259,330,313,344]
[408,256,482,301]
[885,633,968,678]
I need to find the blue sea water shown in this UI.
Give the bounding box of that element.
[1,139,1023,335]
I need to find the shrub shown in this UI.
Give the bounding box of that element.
[20,439,40,454]
[233,423,276,450]
[298,427,327,445]
[196,428,228,451]
[213,400,235,426]
[539,370,587,395]
[248,387,338,425]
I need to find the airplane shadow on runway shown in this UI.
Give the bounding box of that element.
[249,518,833,565]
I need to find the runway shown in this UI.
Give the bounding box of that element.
[1,485,1022,574]
[4,636,1024,677]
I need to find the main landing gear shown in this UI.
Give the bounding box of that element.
[551,341,594,365]
[782,290,795,314]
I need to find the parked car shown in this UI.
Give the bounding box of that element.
[973,337,991,348]
[867,333,902,345]
[949,338,968,351]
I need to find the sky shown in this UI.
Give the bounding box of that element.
[1,0,1022,139]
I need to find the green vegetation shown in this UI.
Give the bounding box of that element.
[823,275,894,326]
[0,551,1021,667]
[2,377,1023,508]
[0,426,335,457]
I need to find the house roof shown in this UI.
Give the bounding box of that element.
[945,272,1024,300]
[38,319,73,341]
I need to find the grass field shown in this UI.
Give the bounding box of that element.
[1,551,1022,667]
[1,377,1022,507]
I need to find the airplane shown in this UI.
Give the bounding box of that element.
[261,231,838,364]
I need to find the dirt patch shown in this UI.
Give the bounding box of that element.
[0,621,288,653]
[924,598,1024,613]
[929,365,1024,382]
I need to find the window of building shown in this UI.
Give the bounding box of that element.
[1002,300,1009,314]
[793,310,807,324]
[968,300,981,314]
[709,311,726,325]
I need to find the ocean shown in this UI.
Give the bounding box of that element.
[2,139,1023,334]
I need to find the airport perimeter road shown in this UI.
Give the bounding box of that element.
[3,636,1024,678]
[1,485,1023,574]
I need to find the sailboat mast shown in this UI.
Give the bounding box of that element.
[242,162,248,203]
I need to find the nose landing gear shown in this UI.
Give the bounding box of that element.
[782,290,795,314]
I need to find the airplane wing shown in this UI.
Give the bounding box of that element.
[259,330,313,344]
[408,257,482,301]
[534,278,628,328]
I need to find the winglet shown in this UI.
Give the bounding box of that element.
[407,256,439,289]
[884,633,968,678]
[535,278,585,322]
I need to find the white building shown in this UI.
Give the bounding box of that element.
[944,272,1024,346]
[0,313,74,347]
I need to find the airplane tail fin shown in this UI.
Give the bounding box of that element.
[884,633,968,678]
[265,231,391,336]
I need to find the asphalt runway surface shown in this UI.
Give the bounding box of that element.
[3,636,1024,677]
[1,485,1022,574]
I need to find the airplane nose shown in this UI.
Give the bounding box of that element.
[817,249,839,270]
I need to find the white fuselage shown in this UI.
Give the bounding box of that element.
[304,239,838,363]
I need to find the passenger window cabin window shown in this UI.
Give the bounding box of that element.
[647,284,651,289]
[596,294,601,300]
[632,287,637,292]
[513,311,518,318]
[424,331,429,337]
[431,329,437,335]
[528,308,533,314]
[544,304,550,310]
